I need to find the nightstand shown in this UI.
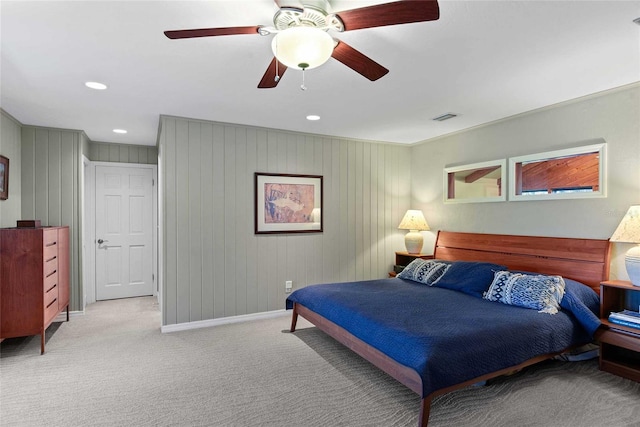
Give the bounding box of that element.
[389,252,434,277]
[596,280,640,382]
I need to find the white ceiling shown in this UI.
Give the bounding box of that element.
[1,1,639,147]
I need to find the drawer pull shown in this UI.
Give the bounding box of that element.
[46,283,57,293]
[46,256,57,263]
[46,269,57,278]
[46,298,58,309]
[45,241,58,248]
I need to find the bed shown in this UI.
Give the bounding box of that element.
[286,231,611,427]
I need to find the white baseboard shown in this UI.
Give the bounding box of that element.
[160,309,290,333]
[54,310,84,322]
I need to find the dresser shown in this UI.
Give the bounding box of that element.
[1,226,70,354]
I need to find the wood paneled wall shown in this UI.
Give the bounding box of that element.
[0,110,22,228]
[159,116,410,326]
[21,126,83,311]
[88,141,157,164]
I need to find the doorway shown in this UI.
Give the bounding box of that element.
[84,162,158,305]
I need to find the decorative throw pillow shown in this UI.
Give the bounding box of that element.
[484,271,566,314]
[397,259,450,286]
[431,261,507,298]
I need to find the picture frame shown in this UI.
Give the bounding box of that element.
[0,155,8,201]
[508,142,606,201]
[255,172,323,234]
[443,159,506,204]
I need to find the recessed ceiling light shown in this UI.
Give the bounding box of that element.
[85,81,108,90]
[306,115,321,121]
[113,129,127,134]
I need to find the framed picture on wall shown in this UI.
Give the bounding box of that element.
[0,155,8,200]
[255,172,323,234]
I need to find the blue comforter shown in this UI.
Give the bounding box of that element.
[286,277,599,397]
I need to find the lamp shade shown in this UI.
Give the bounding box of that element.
[398,210,430,231]
[271,27,334,70]
[610,205,640,243]
[611,205,640,286]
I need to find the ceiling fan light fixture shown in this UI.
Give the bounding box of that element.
[272,27,334,70]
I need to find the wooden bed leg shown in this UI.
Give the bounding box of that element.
[290,305,298,332]
[418,396,431,427]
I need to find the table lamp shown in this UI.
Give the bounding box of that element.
[398,210,430,254]
[610,205,640,286]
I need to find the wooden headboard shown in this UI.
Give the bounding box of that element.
[434,231,611,293]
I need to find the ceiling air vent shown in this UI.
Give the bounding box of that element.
[432,113,458,122]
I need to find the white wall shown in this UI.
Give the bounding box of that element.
[410,83,640,281]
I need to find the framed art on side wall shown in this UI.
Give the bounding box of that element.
[255,172,323,234]
[0,155,9,200]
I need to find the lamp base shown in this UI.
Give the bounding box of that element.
[625,245,640,286]
[404,230,424,254]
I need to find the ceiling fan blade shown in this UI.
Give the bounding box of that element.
[331,40,389,81]
[164,26,261,39]
[336,0,439,32]
[258,57,288,88]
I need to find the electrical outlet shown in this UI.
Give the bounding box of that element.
[285,280,293,293]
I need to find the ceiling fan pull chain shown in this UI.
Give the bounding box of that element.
[300,67,307,91]
[274,39,280,82]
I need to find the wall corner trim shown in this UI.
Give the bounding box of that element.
[160,309,289,333]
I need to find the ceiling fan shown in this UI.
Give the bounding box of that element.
[164,0,440,88]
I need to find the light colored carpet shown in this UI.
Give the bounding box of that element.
[1,297,639,427]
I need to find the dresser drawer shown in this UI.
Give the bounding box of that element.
[44,255,58,278]
[43,228,58,246]
[43,241,59,264]
[44,271,59,323]
[44,269,58,292]
[44,282,58,307]
[44,295,59,323]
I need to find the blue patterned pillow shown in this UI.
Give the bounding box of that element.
[397,259,450,286]
[484,271,566,314]
[431,261,507,298]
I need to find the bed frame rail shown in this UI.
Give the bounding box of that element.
[291,303,431,426]
[291,304,423,395]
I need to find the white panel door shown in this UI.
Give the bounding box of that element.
[96,165,153,300]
